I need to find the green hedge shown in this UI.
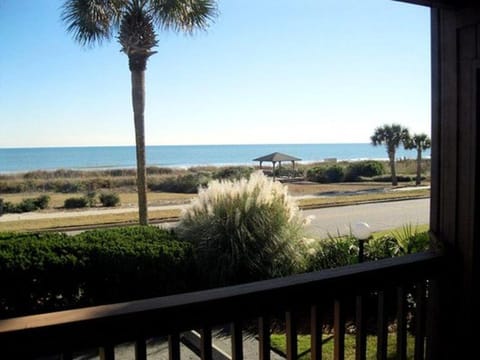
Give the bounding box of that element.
[305,228,430,272]
[1,195,50,214]
[99,191,120,207]
[372,175,416,182]
[306,165,344,183]
[0,227,195,318]
[64,196,88,209]
[148,173,212,193]
[344,160,385,181]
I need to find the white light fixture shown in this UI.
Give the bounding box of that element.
[352,222,372,241]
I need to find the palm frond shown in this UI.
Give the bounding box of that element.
[150,0,217,33]
[62,0,126,46]
[119,1,158,56]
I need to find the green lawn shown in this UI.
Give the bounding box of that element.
[270,333,417,360]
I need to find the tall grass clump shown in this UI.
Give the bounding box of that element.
[177,172,307,287]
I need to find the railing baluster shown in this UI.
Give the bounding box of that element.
[286,310,298,360]
[231,321,243,360]
[414,282,426,360]
[377,291,388,360]
[334,299,345,360]
[396,286,407,360]
[200,327,213,360]
[135,337,147,360]
[355,294,367,360]
[168,333,181,360]
[99,344,115,360]
[311,305,323,360]
[258,315,270,360]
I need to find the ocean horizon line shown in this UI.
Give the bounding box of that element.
[0,143,430,174]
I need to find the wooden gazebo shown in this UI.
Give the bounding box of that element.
[253,152,301,180]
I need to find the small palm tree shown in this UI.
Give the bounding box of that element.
[371,124,410,186]
[404,133,431,185]
[62,0,217,225]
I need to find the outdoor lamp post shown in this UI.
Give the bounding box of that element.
[353,222,372,263]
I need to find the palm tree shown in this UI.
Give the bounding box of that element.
[370,124,410,186]
[404,133,431,185]
[62,0,217,225]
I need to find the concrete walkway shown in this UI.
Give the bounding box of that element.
[70,331,285,360]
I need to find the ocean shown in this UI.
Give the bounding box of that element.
[0,144,429,174]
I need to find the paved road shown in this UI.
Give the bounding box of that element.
[303,198,430,239]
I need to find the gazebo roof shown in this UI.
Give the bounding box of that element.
[253,152,302,162]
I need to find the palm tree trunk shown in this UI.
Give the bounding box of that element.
[131,69,148,225]
[389,151,398,186]
[416,148,422,185]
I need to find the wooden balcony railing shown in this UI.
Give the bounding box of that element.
[0,251,445,360]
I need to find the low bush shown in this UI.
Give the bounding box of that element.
[214,166,254,180]
[372,175,415,182]
[305,234,358,271]
[0,181,26,193]
[146,167,174,175]
[273,167,304,178]
[49,179,86,193]
[149,173,211,193]
[33,194,50,209]
[64,197,88,209]
[0,195,50,214]
[177,172,306,287]
[0,227,195,318]
[344,160,385,181]
[99,191,120,207]
[85,191,97,207]
[306,165,345,183]
[306,226,430,271]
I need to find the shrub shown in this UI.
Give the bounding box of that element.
[99,191,120,207]
[33,195,50,209]
[306,165,344,183]
[0,227,195,318]
[344,160,385,181]
[177,172,306,287]
[372,175,414,183]
[365,225,429,260]
[0,181,26,193]
[0,199,3,216]
[85,191,97,207]
[149,173,212,193]
[17,198,37,212]
[0,195,51,214]
[146,166,174,175]
[64,197,88,209]
[389,224,430,255]
[305,234,358,271]
[51,180,85,193]
[214,166,254,180]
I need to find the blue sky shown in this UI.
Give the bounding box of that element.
[0,0,431,147]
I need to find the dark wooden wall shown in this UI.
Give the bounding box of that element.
[429,6,480,359]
